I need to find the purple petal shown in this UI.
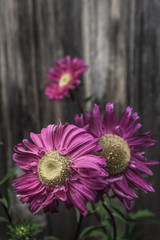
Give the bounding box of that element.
[30,133,44,148]
[114,177,138,199]
[130,156,153,175]
[41,125,56,151]
[79,177,106,190]
[22,139,39,154]
[68,186,88,216]
[72,182,96,201]
[127,130,156,150]
[125,168,154,192]
[75,114,86,128]
[70,138,100,159]
[123,199,133,210]
[103,103,116,134]
[43,199,59,214]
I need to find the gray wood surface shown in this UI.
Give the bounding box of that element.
[0,0,160,239]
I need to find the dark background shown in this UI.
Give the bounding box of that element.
[0,0,160,239]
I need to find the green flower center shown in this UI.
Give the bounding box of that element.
[38,151,70,187]
[97,134,130,175]
[59,73,72,87]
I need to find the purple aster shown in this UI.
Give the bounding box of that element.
[45,56,88,100]
[13,123,108,216]
[75,103,158,209]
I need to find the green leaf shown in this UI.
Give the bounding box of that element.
[79,226,95,240]
[127,222,137,235]
[7,189,13,213]
[0,141,3,145]
[86,202,100,216]
[32,223,42,228]
[31,223,42,235]
[87,202,93,212]
[129,210,154,220]
[75,208,80,222]
[117,229,127,240]
[7,224,14,231]
[96,200,107,215]
[0,216,8,222]
[102,220,112,240]
[111,205,127,223]
[0,197,8,208]
[84,94,94,103]
[0,167,15,185]
[79,226,103,240]
[89,229,106,239]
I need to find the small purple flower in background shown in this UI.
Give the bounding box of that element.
[13,123,108,216]
[75,103,158,209]
[45,56,88,100]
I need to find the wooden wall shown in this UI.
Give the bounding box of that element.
[0,0,160,239]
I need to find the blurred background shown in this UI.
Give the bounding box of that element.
[0,0,160,239]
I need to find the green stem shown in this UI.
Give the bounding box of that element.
[70,92,84,114]
[91,203,107,235]
[101,197,117,240]
[74,214,83,240]
[125,210,129,238]
[0,190,12,224]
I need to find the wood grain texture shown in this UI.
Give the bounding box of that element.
[0,0,160,239]
[127,1,160,239]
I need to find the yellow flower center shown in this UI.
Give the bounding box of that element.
[97,134,130,175]
[59,73,72,88]
[38,151,70,187]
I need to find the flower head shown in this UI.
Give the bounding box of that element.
[75,103,158,209]
[13,123,108,216]
[45,56,88,100]
[7,219,41,240]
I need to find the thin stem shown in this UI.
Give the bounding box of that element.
[91,203,107,235]
[74,94,84,114]
[71,91,84,114]
[0,190,12,224]
[74,214,83,240]
[125,210,129,238]
[101,197,117,240]
[106,192,111,202]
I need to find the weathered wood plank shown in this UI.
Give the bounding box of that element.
[0,0,160,239]
[127,1,160,239]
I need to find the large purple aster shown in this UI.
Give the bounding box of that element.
[75,103,158,209]
[13,123,108,216]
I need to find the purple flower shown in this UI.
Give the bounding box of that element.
[45,56,88,100]
[13,123,108,216]
[75,103,158,209]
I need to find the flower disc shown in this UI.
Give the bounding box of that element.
[38,151,70,187]
[59,73,72,87]
[98,134,130,175]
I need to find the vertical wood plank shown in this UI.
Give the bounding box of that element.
[127,0,160,239]
[0,0,160,239]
